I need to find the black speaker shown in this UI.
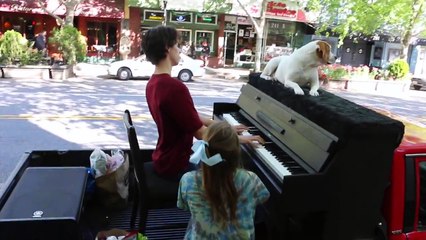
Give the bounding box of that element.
[0,167,87,240]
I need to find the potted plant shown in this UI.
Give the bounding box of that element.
[49,26,87,80]
[319,64,349,90]
[0,30,47,79]
[376,59,411,92]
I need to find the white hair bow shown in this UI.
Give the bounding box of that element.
[189,140,224,166]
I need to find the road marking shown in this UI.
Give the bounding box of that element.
[0,114,153,121]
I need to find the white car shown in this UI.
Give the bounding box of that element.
[107,53,205,82]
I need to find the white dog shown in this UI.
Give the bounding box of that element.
[260,40,336,96]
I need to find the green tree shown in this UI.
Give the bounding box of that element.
[307,0,426,60]
[129,0,161,8]
[0,30,42,65]
[49,26,88,64]
[36,0,85,26]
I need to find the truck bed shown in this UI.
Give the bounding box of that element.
[0,149,190,240]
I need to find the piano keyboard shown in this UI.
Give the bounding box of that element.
[223,113,307,180]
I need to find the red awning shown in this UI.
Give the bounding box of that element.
[0,0,123,19]
[265,1,310,23]
[296,10,307,23]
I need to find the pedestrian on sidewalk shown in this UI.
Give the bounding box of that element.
[34,30,47,57]
[201,40,210,67]
[190,42,196,59]
[181,41,191,56]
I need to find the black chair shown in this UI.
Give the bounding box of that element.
[123,109,190,237]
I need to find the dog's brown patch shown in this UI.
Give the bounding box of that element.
[316,41,331,63]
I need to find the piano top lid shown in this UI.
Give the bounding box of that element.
[248,73,405,147]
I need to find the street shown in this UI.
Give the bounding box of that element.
[0,77,245,189]
[0,76,425,191]
[329,88,426,127]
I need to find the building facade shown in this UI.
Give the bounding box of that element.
[0,0,125,59]
[408,38,426,76]
[123,0,313,68]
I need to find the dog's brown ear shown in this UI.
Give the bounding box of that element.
[316,41,330,62]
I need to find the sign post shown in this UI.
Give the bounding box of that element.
[163,0,168,26]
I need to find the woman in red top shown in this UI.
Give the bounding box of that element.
[142,26,264,180]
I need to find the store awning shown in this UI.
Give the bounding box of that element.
[0,0,124,19]
[265,1,309,23]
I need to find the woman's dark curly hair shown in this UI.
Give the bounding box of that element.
[141,26,178,65]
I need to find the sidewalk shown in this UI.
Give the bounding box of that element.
[202,66,252,81]
[73,63,109,79]
[73,62,253,81]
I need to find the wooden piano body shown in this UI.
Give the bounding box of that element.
[214,73,405,240]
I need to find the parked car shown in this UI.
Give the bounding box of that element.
[107,53,205,82]
[411,76,426,90]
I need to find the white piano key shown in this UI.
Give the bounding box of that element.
[223,113,240,126]
[223,113,292,180]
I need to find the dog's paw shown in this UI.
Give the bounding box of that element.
[293,88,305,95]
[260,74,273,80]
[309,90,319,96]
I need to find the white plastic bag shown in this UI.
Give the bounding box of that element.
[90,148,108,178]
[95,151,129,209]
[107,149,125,173]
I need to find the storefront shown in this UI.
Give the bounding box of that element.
[263,0,313,62]
[0,0,124,58]
[141,9,219,59]
[223,15,238,65]
[367,35,403,68]
[235,16,256,65]
[409,38,426,75]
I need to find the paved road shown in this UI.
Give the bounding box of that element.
[0,76,425,191]
[0,77,245,190]
[328,88,426,127]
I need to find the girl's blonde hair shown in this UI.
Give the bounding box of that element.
[200,121,241,225]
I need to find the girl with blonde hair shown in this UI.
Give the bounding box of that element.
[178,121,270,239]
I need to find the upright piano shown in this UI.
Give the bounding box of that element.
[213,73,405,240]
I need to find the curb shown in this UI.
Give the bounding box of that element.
[204,66,251,81]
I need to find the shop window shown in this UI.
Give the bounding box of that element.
[25,21,35,40]
[177,29,191,46]
[266,21,294,47]
[2,16,36,40]
[387,48,402,62]
[170,12,192,23]
[373,47,383,60]
[87,22,117,53]
[195,30,214,53]
[144,10,164,22]
[264,20,295,61]
[195,14,217,25]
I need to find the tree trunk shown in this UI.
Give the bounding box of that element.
[400,0,424,61]
[64,8,76,26]
[253,0,268,72]
[236,0,268,72]
[401,31,411,61]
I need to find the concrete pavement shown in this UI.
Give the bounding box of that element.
[73,62,251,81]
[72,63,426,97]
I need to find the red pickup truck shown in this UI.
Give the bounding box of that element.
[381,113,426,240]
[0,112,424,240]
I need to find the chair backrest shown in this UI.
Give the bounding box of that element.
[123,110,191,236]
[123,110,150,233]
[123,110,148,191]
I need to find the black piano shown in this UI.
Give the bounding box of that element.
[213,73,405,240]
